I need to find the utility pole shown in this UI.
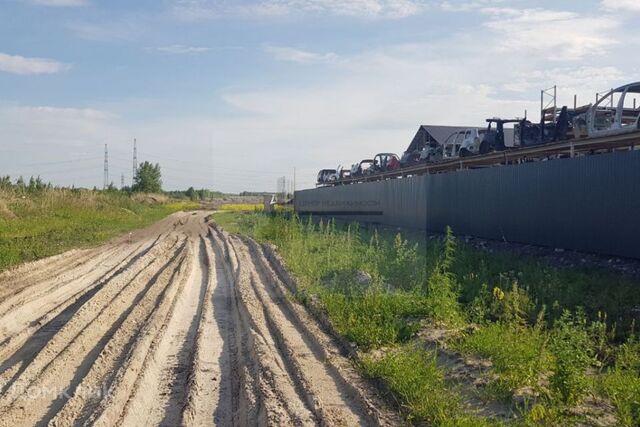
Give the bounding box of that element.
[293,167,296,195]
[103,144,109,190]
[132,138,138,186]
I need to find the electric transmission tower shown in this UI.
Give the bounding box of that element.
[103,144,109,190]
[132,138,138,186]
[121,173,125,189]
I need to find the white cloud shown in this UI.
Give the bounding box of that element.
[0,52,70,75]
[0,106,120,185]
[273,0,424,18]
[172,0,426,20]
[156,44,210,54]
[1,106,115,142]
[500,66,627,95]
[69,19,142,41]
[438,0,504,12]
[481,8,619,60]
[265,45,339,64]
[601,0,640,11]
[171,0,219,20]
[30,0,86,6]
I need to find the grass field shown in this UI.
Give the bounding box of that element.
[0,188,198,273]
[213,211,640,426]
[218,203,263,212]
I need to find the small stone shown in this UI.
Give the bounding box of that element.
[354,270,372,286]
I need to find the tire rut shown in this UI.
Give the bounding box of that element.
[48,241,190,427]
[0,237,159,353]
[0,212,395,427]
[0,236,178,395]
[228,234,379,426]
[180,234,224,426]
[0,248,102,304]
[117,237,208,426]
[0,238,188,426]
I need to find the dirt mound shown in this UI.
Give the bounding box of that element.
[131,192,169,204]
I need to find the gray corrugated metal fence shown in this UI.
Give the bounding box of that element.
[295,150,640,259]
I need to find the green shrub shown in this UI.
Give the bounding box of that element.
[425,268,463,326]
[425,227,463,326]
[587,312,616,368]
[599,333,640,426]
[468,283,492,324]
[382,233,423,289]
[454,322,551,399]
[320,288,429,350]
[490,283,535,326]
[600,369,640,426]
[361,345,494,426]
[549,310,594,405]
[614,330,640,374]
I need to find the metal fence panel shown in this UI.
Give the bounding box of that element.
[295,150,640,259]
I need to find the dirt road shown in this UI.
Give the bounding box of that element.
[0,211,391,426]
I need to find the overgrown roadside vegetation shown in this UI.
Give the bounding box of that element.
[213,210,640,426]
[0,187,197,273]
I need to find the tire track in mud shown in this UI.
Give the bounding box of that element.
[226,233,382,426]
[0,245,122,333]
[0,213,183,309]
[181,233,228,426]
[0,212,393,427]
[210,228,313,426]
[0,239,188,426]
[117,237,208,426]
[0,235,174,392]
[68,247,192,427]
[245,237,395,424]
[0,248,101,304]
[0,237,156,347]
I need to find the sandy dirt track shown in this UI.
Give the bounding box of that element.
[0,211,393,426]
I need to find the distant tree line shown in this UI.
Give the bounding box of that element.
[239,191,272,197]
[2,161,267,199]
[0,175,52,193]
[0,161,164,195]
[167,187,227,201]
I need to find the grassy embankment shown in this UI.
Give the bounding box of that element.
[213,210,640,426]
[212,203,263,233]
[0,188,198,273]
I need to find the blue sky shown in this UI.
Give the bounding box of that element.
[0,0,638,191]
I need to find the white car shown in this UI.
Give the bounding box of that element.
[327,165,342,182]
[442,128,485,158]
[316,168,337,185]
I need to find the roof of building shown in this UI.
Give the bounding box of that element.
[406,124,516,152]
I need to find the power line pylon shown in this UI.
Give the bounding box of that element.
[103,144,109,190]
[132,138,138,186]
